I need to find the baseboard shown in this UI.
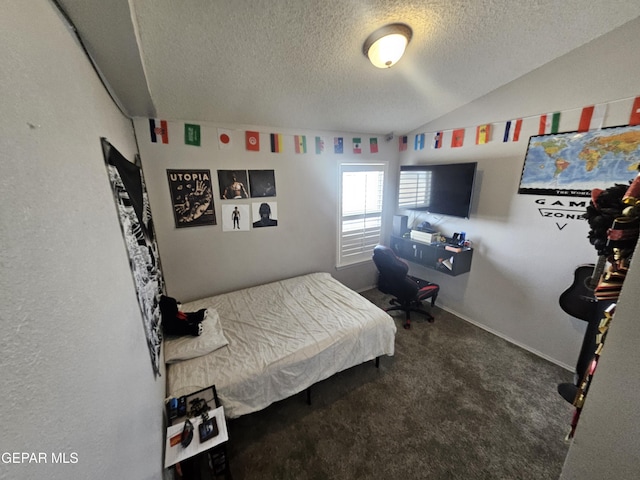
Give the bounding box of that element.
[439,304,574,372]
[356,284,377,293]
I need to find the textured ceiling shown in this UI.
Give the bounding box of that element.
[57,0,640,135]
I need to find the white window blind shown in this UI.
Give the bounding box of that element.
[338,163,386,266]
[398,169,432,209]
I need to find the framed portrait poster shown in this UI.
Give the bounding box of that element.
[218,170,249,200]
[248,169,277,197]
[167,169,217,227]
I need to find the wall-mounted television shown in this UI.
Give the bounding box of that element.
[398,162,477,218]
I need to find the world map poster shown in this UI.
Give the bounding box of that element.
[518,124,640,197]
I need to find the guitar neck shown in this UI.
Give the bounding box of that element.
[588,255,607,289]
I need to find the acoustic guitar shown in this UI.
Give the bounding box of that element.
[558,255,607,322]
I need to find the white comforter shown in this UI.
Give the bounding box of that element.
[166,272,396,418]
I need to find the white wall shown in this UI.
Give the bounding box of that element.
[0,2,165,479]
[135,120,399,302]
[398,16,640,370]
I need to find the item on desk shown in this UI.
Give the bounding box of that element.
[198,417,219,443]
[181,419,194,448]
[177,396,187,416]
[169,432,182,447]
[167,398,178,420]
[442,257,453,270]
[410,229,440,244]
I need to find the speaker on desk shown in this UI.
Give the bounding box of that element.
[392,215,408,237]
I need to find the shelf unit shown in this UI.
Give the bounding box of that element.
[390,235,473,276]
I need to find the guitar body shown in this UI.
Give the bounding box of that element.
[559,264,597,321]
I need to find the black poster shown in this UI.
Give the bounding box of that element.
[167,169,217,228]
[102,138,164,377]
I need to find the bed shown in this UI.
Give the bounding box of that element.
[165,272,396,418]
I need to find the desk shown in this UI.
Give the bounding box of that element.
[165,385,232,479]
[390,235,473,276]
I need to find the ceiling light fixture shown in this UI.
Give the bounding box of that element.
[363,23,412,69]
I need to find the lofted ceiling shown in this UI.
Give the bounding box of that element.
[56,0,640,135]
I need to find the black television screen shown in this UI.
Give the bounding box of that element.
[398,162,477,218]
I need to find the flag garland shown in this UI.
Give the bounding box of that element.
[475,124,490,145]
[246,131,260,151]
[294,135,307,154]
[629,96,640,126]
[503,119,522,142]
[149,119,168,144]
[270,133,283,153]
[184,124,201,146]
[353,138,362,154]
[451,129,465,148]
[173,96,638,157]
[432,131,443,149]
[578,104,607,132]
[218,128,232,149]
[539,112,561,135]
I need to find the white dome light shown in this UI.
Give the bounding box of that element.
[363,24,412,69]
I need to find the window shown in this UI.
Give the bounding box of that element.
[338,163,386,267]
[398,169,432,209]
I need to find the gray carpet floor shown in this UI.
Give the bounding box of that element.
[223,289,575,480]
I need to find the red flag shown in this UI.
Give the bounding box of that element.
[245,131,260,151]
[629,96,640,126]
[578,104,606,132]
[451,129,465,148]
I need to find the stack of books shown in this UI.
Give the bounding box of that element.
[410,229,440,244]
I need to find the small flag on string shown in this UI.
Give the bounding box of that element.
[451,129,465,148]
[432,131,443,149]
[539,112,561,135]
[334,137,343,154]
[270,133,283,153]
[414,133,425,150]
[578,104,607,132]
[399,136,408,151]
[503,119,522,142]
[246,131,260,151]
[475,124,491,145]
[218,128,232,149]
[629,96,640,126]
[184,124,201,146]
[353,138,362,154]
[369,137,378,153]
[315,136,325,154]
[294,135,307,154]
[149,119,168,144]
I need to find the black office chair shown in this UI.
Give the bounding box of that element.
[372,244,440,329]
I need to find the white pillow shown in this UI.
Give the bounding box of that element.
[164,308,229,364]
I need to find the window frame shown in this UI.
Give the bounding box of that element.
[337,162,387,268]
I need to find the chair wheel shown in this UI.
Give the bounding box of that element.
[403,322,411,329]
